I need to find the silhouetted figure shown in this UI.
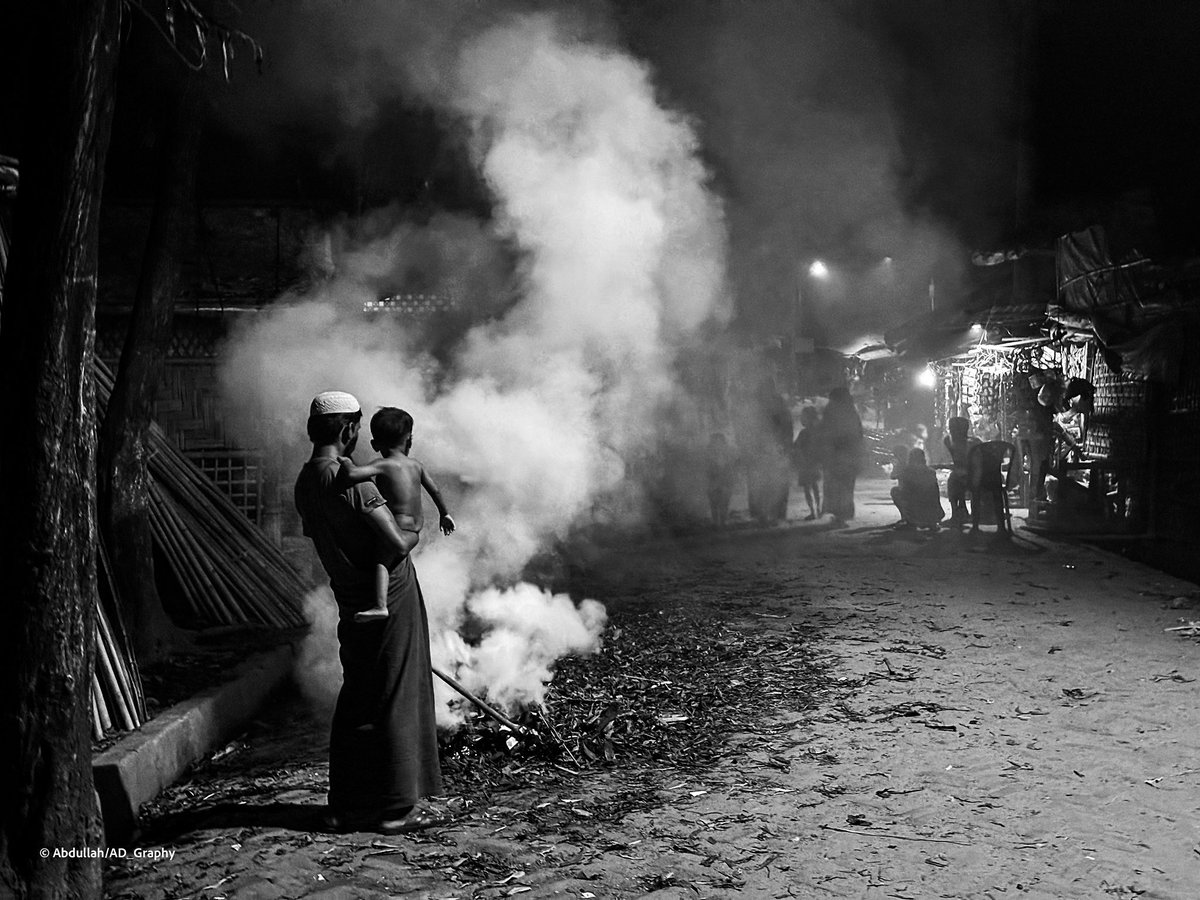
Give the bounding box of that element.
[705,432,737,527]
[747,379,793,525]
[888,443,911,524]
[943,416,979,525]
[792,406,823,520]
[967,440,1016,537]
[891,447,945,531]
[821,387,863,523]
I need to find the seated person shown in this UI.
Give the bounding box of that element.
[890,448,945,531]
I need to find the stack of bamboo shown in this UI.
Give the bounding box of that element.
[93,541,146,740]
[145,427,309,628]
[94,360,309,630]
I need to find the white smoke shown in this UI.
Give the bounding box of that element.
[218,8,728,724]
[293,588,341,720]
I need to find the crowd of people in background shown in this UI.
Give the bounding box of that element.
[697,365,1097,536]
[704,383,866,529]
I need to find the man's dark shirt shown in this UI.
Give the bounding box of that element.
[294,457,388,609]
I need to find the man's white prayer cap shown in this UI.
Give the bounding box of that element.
[309,391,361,416]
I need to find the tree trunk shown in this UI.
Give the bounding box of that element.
[99,69,204,662]
[0,2,121,898]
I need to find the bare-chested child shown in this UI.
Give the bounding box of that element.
[337,407,455,623]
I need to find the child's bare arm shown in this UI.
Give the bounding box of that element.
[337,456,387,486]
[420,466,455,535]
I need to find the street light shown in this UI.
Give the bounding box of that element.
[916,365,937,389]
[795,260,829,353]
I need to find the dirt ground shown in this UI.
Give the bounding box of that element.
[104,478,1200,900]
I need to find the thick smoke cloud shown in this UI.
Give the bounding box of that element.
[216,3,728,724]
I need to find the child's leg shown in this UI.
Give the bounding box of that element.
[354,562,390,623]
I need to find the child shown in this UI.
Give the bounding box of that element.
[791,406,823,520]
[338,407,455,623]
[705,432,737,527]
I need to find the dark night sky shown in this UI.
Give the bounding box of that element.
[6,1,1200,340]
[1029,1,1200,257]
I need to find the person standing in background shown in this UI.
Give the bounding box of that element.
[943,415,980,525]
[792,406,823,520]
[821,387,864,524]
[704,432,737,527]
[746,378,793,525]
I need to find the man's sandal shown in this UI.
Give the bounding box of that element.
[323,806,447,834]
[376,807,447,834]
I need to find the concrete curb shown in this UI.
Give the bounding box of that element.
[93,642,296,846]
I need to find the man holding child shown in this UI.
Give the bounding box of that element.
[293,390,444,834]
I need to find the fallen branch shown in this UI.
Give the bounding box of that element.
[1164,622,1200,634]
[819,824,970,845]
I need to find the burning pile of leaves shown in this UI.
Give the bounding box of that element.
[439,603,835,797]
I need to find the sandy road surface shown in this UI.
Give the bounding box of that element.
[105,479,1200,899]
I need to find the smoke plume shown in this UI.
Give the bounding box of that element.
[217,5,728,724]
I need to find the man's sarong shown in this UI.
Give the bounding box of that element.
[328,555,442,818]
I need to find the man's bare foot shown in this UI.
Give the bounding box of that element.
[354,607,389,623]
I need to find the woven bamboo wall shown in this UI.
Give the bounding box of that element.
[97,313,265,524]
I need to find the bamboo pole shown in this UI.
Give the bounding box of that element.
[98,537,146,719]
[156,465,303,625]
[91,677,106,741]
[151,487,238,624]
[148,488,219,623]
[95,621,135,732]
[145,491,208,621]
[92,673,113,735]
[151,431,305,591]
[172,499,290,627]
[95,600,140,729]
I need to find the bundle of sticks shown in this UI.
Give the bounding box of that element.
[94,360,309,631]
[93,540,147,740]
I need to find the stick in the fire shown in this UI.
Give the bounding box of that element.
[431,664,530,735]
